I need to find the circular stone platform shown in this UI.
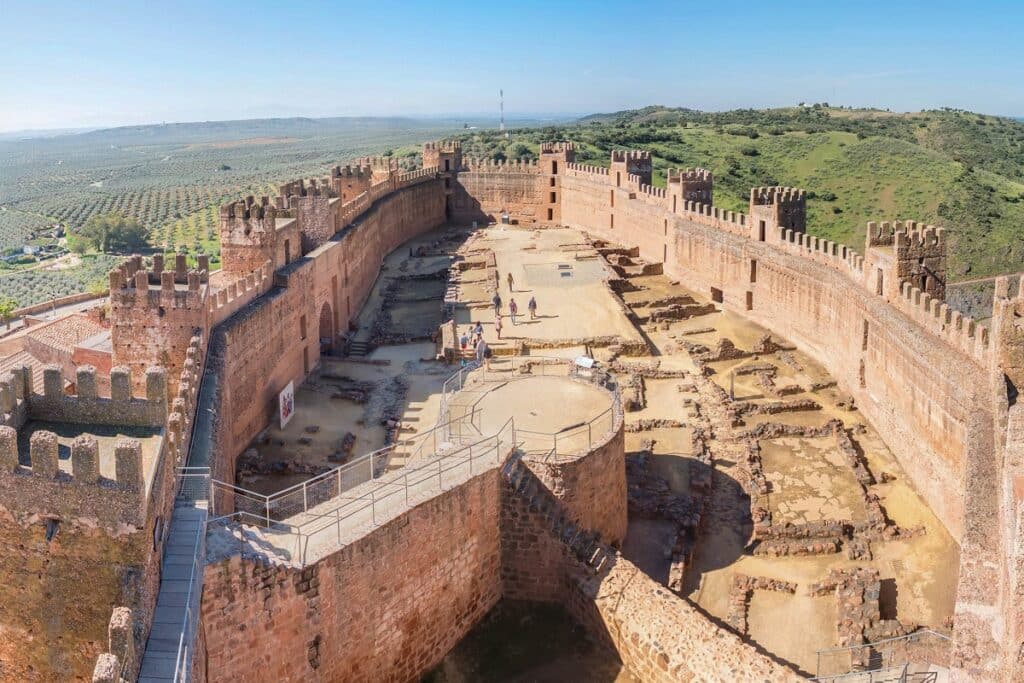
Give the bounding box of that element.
[454,371,617,457]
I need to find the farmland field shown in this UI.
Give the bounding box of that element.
[0,117,487,305]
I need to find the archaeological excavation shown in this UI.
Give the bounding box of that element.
[6,139,1022,683]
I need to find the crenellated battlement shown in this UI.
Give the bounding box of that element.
[611,150,652,163]
[332,163,373,179]
[461,157,540,172]
[208,260,274,325]
[566,162,610,177]
[668,167,713,183]
[108,254,208,311]
[751,186,806,206]
[540,141,576,154]
[278,176,337,202]
[423,140,462,153]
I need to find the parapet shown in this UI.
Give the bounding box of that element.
[0,424,150,527]
[278,177,336,202]
[611,150,653,163]
[668,167,713,183]
[423,140,462,153]
[540,141,576,154]
[866,220,946,251]
[750,186,806,206]
[108,254,208,310]
[25,364,168,427]
[219,195,279,245]
[331,163,373,179]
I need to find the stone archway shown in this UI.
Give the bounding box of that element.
[318,302,335,356]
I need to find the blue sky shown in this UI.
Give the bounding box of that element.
[1,0,1022,131]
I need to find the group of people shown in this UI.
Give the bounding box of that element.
[457,270,541,364]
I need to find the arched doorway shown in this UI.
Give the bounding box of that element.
[319,302,335,356]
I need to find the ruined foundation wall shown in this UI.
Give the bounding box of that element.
[561,170,987,545]
[215,180,446,476]
[201,469,502,683]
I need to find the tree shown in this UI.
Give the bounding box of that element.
[0,298,16,330]
[72,213,150,254]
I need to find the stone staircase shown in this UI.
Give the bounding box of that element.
[501,453,613,573]
[347,339,370,357]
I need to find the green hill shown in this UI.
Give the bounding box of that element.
[457,106,1024,280]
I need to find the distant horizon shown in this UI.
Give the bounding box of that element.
[2,106,1023,139]
[3,0,1022,133]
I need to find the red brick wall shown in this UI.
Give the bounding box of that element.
[214,181,445,472]
[201,469,502,683]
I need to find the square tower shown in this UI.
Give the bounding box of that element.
[218,196,279,276]
[667,168,713,213]
[539,142,576,223]
[748,186,806,242]
[610,150,653,187]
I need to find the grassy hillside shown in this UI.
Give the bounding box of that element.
[457,106,1024,280]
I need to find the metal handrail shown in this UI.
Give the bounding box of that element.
[207,418,517,567]
[813,629,952,680]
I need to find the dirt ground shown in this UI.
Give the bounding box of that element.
[233,222,958,677]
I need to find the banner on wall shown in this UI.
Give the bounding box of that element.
[279,380,295,429]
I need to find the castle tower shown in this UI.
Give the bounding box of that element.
[539,142,576,223]
[862,220,947,301]
[218,196,279,276]
[277,178,338,253]
[667,168,713,213]
[610,150,653,188]
[423,141,462,175]
[108,255,209,394]
[330,162,374,204]
[748,186,806,242]
[423,141,463,220]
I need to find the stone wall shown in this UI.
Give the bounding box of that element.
[214,179,446,475]
[201,469,502,683]
[559,164,1011,680]
[524,422,627,546]
[451,160,554,225]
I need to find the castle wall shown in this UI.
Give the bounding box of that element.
[200,468,502,683]
[214,180,446,475]
[560,169,988,544]
[451,161,555,224]
[524,424,627,546]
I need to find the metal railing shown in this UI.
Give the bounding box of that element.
[207,418,516,567]
[169,466,210,682]
[210,413,486,523]
[814,629,951,680]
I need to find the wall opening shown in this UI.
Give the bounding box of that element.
[672,195,677,212]
[444,159,450,172]
[859,358,866,388]
[921,274,928,291]
[662,244,667,263]
[710,287,723,303]
[663,218,668,236]
[616,172,621,187]
[547,208,553,221]
[1006,374,1019,408]
[319,303,334,355]
[303,346,309,375]
[551,161,558,175]
[610,214,614,230]
[300,314,307,341]
[758,220,766,242]
[284,239,291,264]
[876,268,884,296]
[550,191,557,203]
[550,177,556,187]
[862,320,869,351]
[745,291,753,310]
[749,259,757,283]
[610,190,615,208]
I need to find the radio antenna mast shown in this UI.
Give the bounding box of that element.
[500,89,508,139]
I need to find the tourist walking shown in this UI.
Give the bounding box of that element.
[459,330,468,352]
[495,315,503,339]
[474,321,484,339]
[484,343,493,370]
[492,292,502,316]
[509,298,518,325]
[475,337,487,364]
[528,296,537,320]
[507,271,515,292]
